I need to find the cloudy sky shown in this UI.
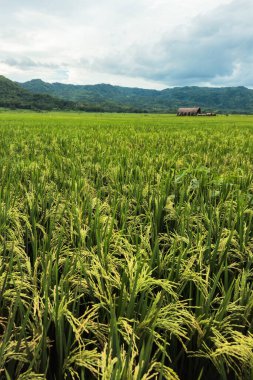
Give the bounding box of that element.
[0,0,252,89]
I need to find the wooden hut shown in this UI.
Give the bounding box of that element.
[177,107,201,116]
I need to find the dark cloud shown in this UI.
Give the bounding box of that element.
[93,0,253,87]
[2,57,59,70]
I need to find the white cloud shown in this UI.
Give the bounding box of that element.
[0,0,252,88]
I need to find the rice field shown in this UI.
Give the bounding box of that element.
[0,112,253,380]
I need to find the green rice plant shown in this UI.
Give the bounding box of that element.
[0,112,253,379]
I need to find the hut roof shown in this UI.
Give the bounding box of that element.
[177,107,201,113]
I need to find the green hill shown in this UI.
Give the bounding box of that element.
[19,79,159,112]
[1,75,253,113]
[20,79,253,113]
[0,75,76,111]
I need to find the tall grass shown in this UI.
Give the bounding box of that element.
[0,112,253,379]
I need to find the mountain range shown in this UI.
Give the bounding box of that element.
[1,75,253,113]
